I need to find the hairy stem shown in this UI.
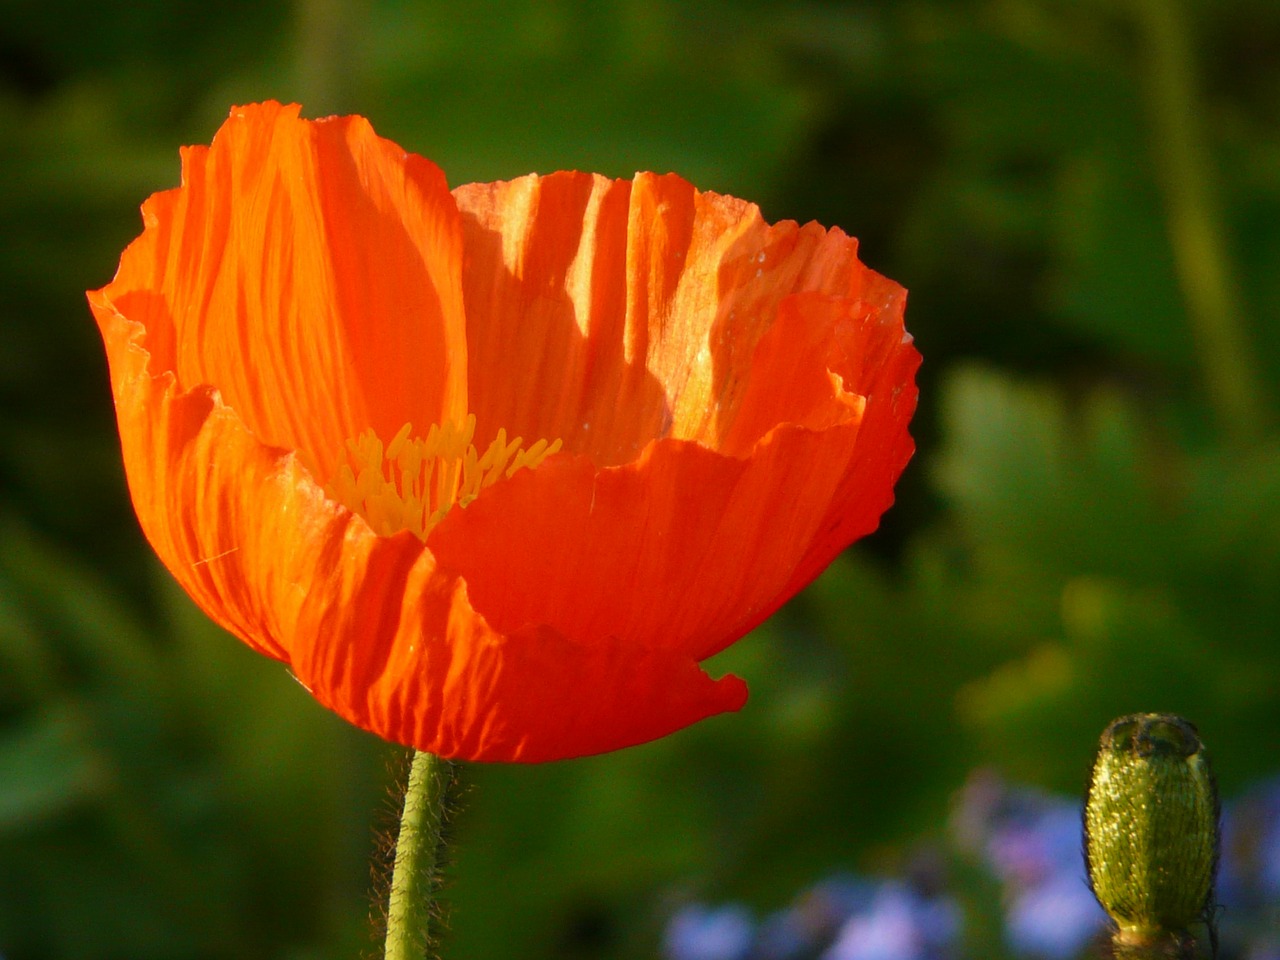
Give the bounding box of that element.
[385,750,453,960]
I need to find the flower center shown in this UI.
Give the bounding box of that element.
[325,414,562,539]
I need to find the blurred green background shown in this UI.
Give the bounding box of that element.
[2,0,1278,957]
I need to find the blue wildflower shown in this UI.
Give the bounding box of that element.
[1005,873,1107,959]
[821,882,960,960]
[664,903,756,960]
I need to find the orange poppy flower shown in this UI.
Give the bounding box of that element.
[88,102,919,763]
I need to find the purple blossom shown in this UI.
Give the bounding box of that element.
[1005,873,1107,959]
[986,804,1084,888]
[751,874,877,959]
[1222,776,1280,906]
[821,882,960,960]
[662,768,1280,960]
[665,903,756,960]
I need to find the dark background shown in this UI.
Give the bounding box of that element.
[2,1,1278,957]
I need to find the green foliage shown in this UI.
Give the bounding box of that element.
[0,514,393,958]
[935,367,1280,793]
[3,0,1280,957]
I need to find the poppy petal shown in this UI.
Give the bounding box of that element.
[90,103,919,762]
[98,101,468,479]
[88,287,332,662]
[452,171,875,463]
[426,418,860,665]
[779,289,921,599]
[290,558,748,762]
[90,290,744,762]
[431,174,918,663]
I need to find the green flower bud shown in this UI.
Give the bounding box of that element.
[1085,714,1219,950]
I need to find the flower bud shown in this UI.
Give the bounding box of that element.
[1084,714,1218,950]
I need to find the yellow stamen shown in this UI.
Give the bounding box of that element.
[325,414,562,539]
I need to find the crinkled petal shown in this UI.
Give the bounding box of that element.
[97,101,468,478]
[291,561,747,762]
[452,170,875,463]
[89,103,918,762]
[426,421,859,664]
[779,289,921,599]
[88,287,333,662]
[89,288,743,762]
[427,285,918,664]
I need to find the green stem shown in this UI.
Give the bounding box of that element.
[385,750,453,960]
[1134,0,1270,443]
